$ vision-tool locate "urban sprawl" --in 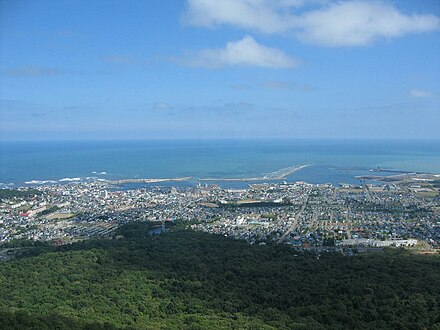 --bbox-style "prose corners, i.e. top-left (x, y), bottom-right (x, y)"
top-left (1, 170), bottom-right (440, 255)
